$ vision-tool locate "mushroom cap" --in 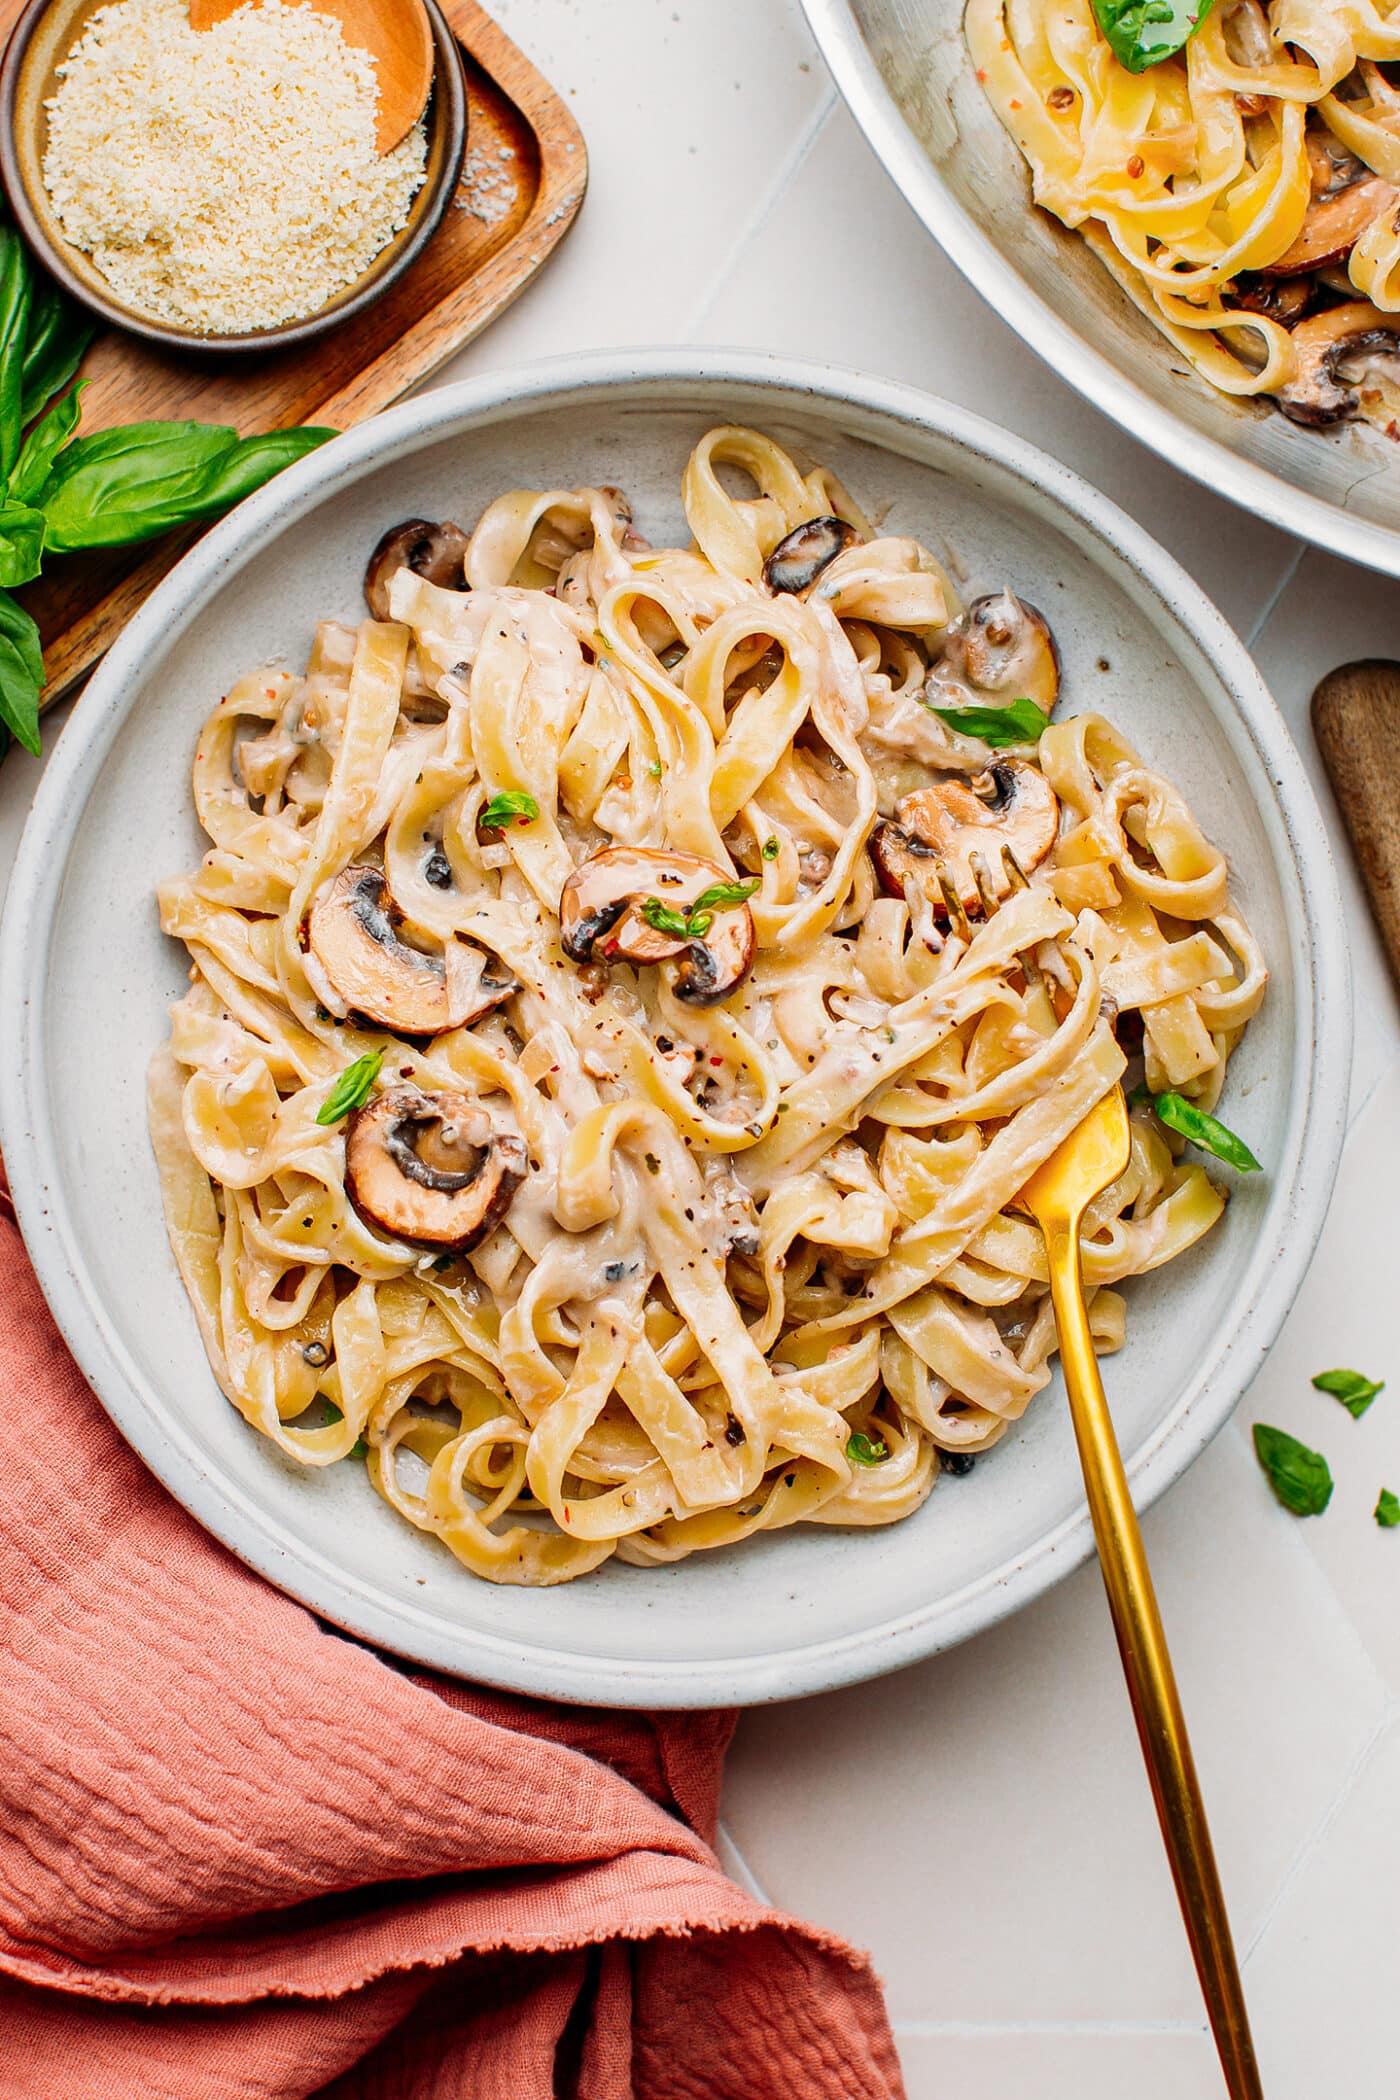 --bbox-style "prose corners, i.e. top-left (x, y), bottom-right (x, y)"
top-left (1275, 302), bottom-right (1400, 428)
top-left (762, 516), bottom-right (860, 596)
top-left (926, 592), bottom-right (1060, 717)
top-left (871, 760), bottom-right (1059, 915)
top-left (302, 866), bottom-right (515, 1035)
top-left (364, 519), bottom-right (471, 622)
top-left (558, 846), bottom-right (757, 1006)
top-left (345, 1088), bottom-right (526, 1250)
